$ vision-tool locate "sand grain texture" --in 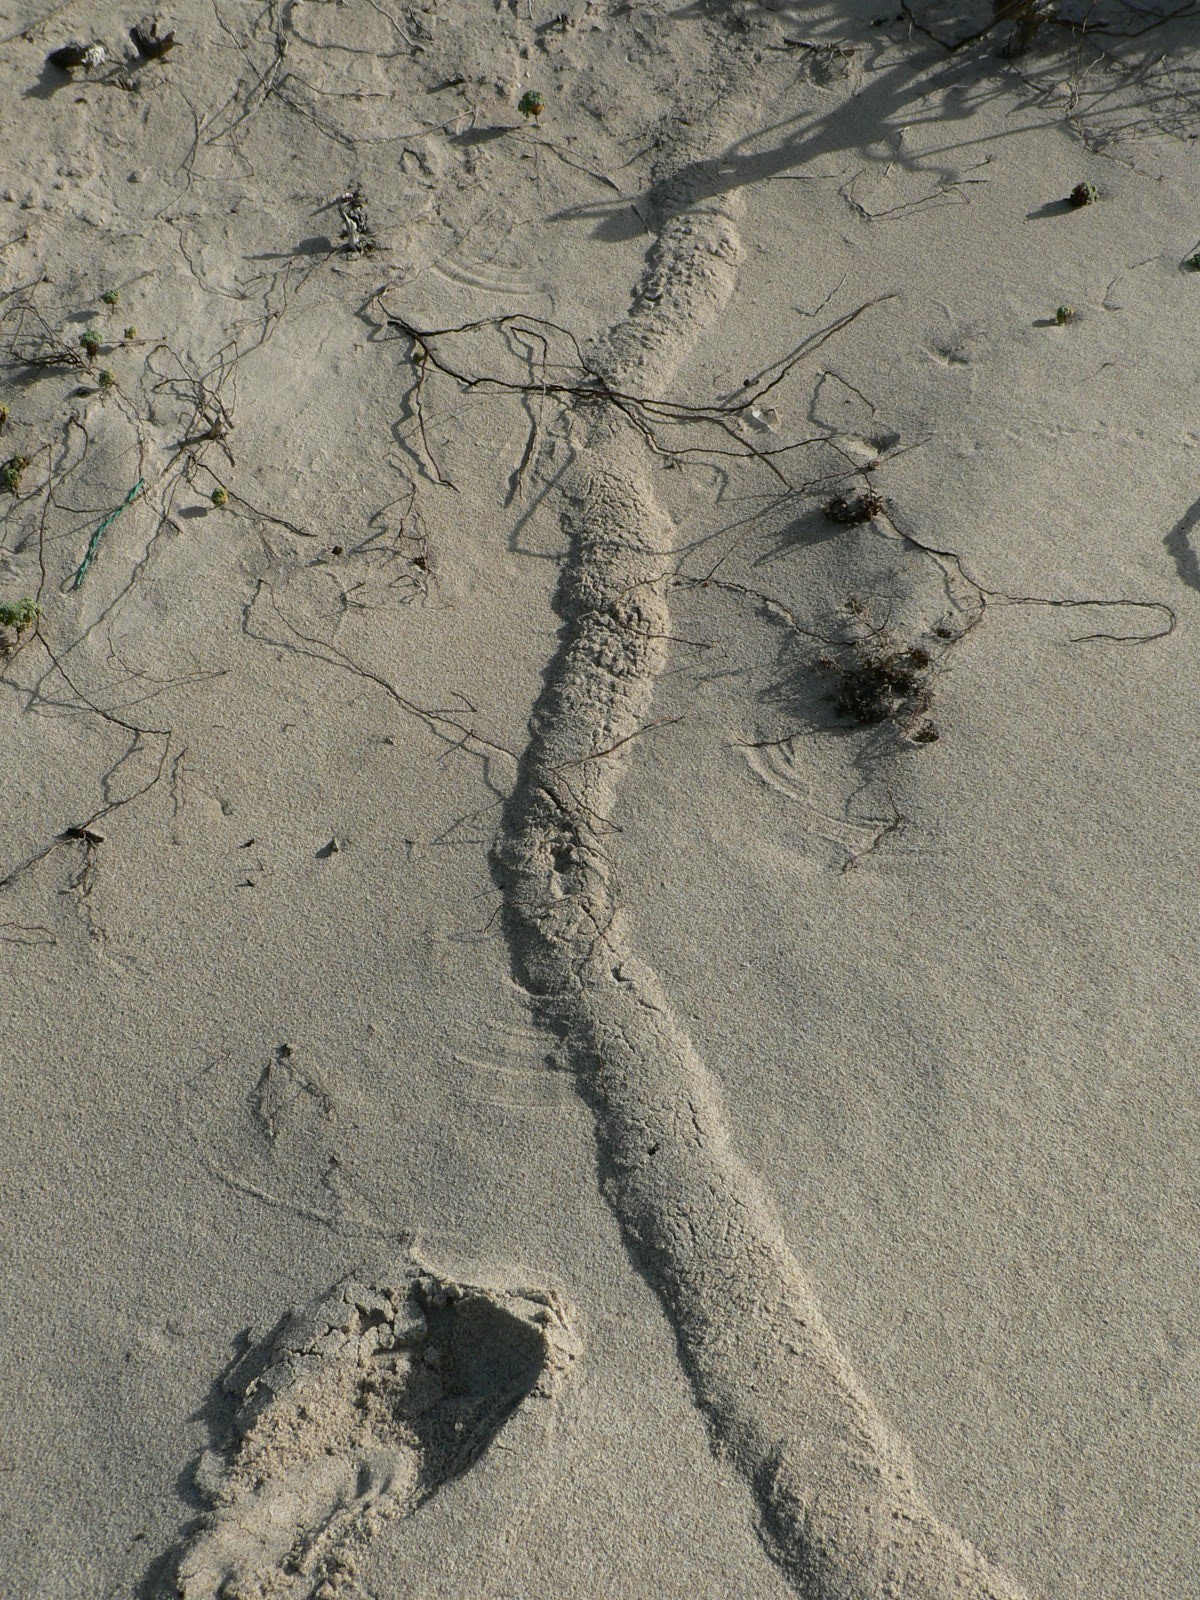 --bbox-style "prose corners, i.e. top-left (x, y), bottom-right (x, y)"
top-left (1, 2), bottom-right (1197, 1597)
